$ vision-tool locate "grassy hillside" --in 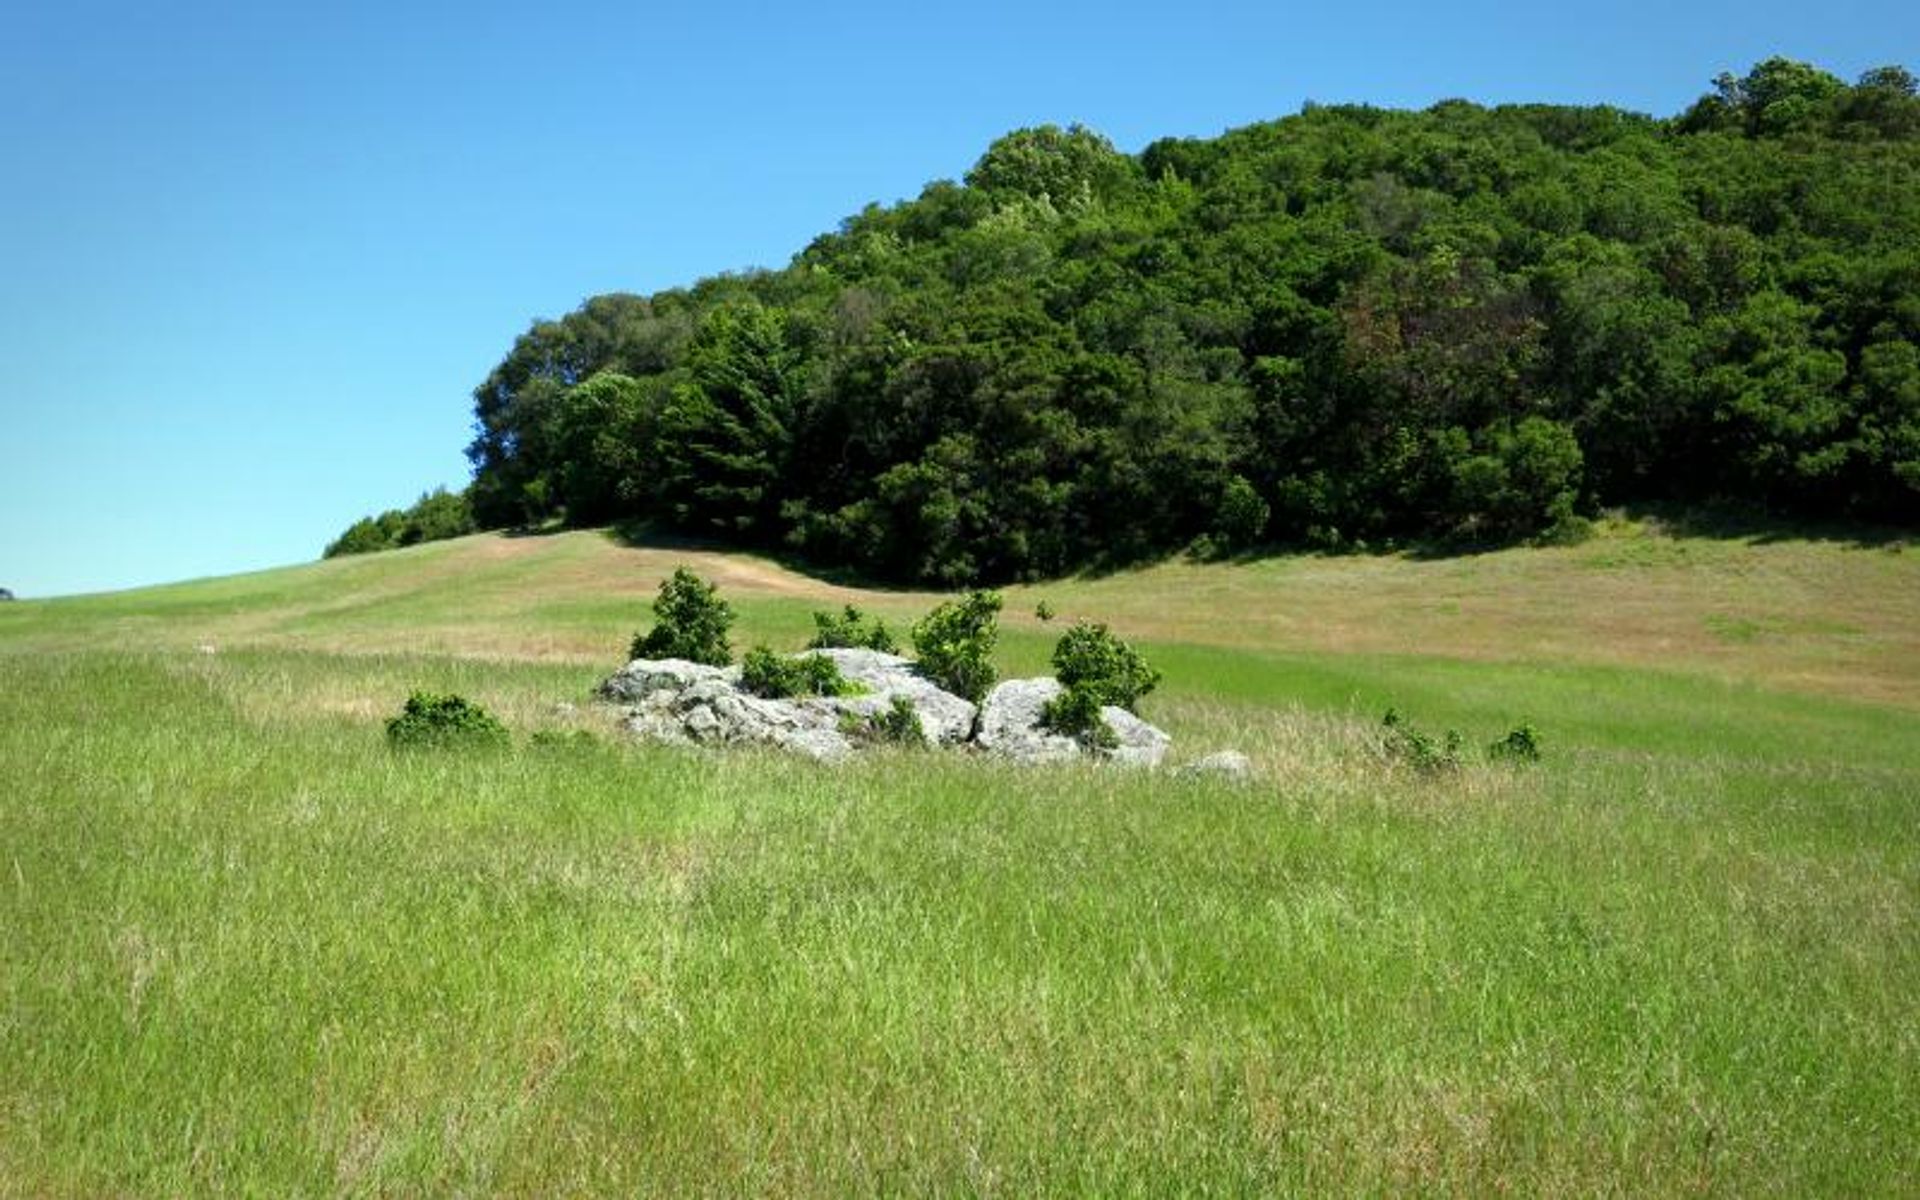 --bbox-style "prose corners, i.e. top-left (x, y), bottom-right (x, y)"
top-left (2, 520), bottom-right (1917, 1193)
